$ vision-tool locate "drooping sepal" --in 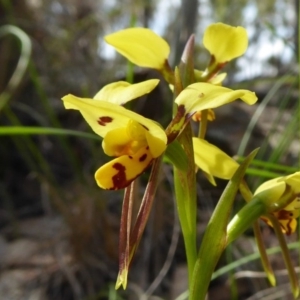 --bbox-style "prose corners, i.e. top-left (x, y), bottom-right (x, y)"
top-left (193, 137), bottom-right (239, 185)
